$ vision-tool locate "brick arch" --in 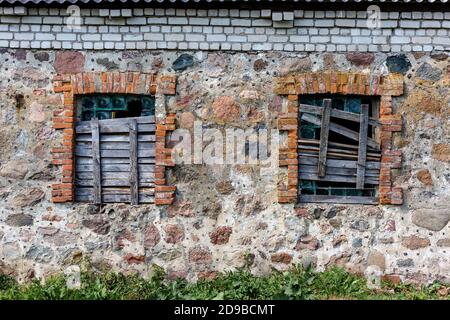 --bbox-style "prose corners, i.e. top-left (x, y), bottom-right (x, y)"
top-left (275, 72), bottom-right (404, 205)
top-left (51, 72), bottom-right (177, 205)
